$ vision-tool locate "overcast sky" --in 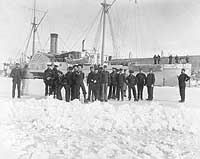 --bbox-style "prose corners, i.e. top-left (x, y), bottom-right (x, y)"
top-left (1, 0), bottom-right (200, 62)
